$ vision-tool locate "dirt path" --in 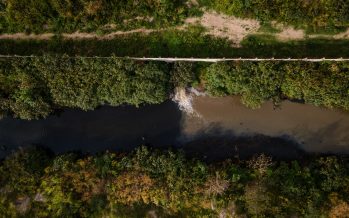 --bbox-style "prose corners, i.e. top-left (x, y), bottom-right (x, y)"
top-left (0, 11), bottom-right (260, 46)
top-left (0, 11), bottom-right (347, 45)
